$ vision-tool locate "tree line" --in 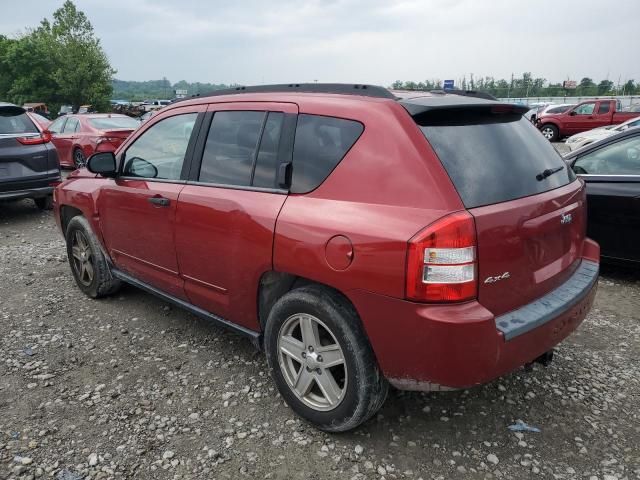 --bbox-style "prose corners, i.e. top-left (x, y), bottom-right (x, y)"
top-left (391, 74), bottom-right (640, 98)
top-left (112, 79), bottom-right (231, 101)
